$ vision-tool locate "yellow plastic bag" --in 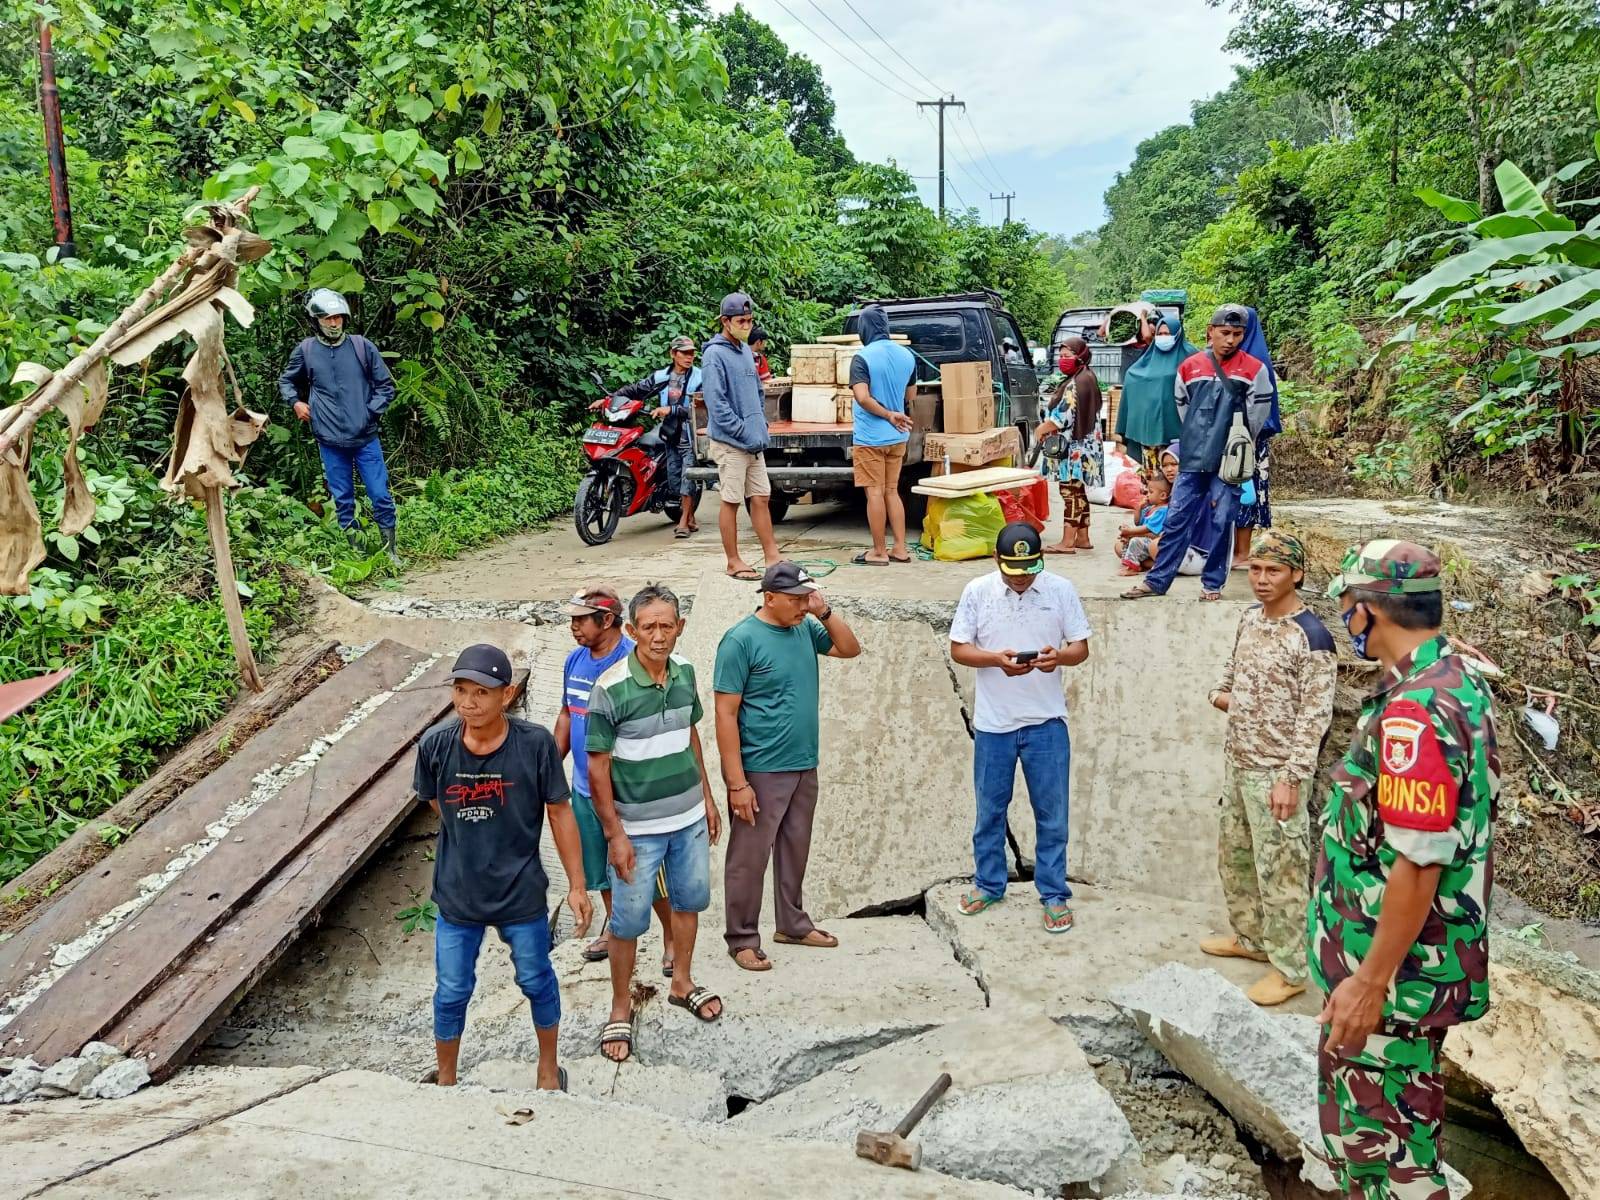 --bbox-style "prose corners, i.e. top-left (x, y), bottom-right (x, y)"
top-left (921, 492), bottom-right (1006, 561)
